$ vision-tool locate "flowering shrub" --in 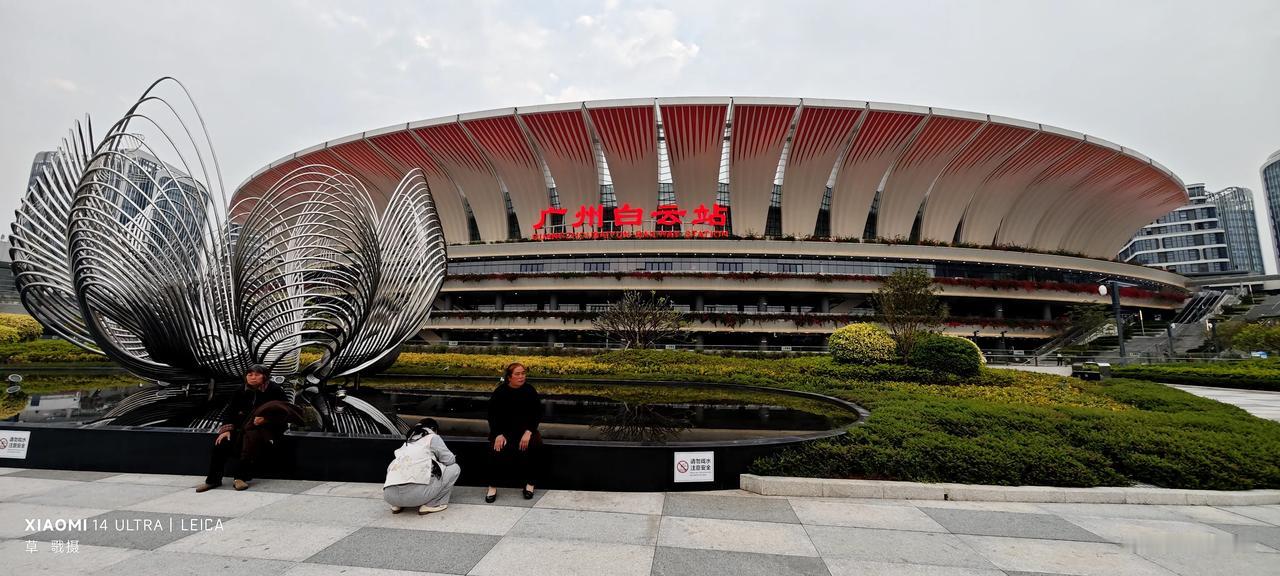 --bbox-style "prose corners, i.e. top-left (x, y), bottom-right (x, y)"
top-left (450, 272), bottom-right (1188, 303)
top-left (827, 323), bottom-right (897, 365)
